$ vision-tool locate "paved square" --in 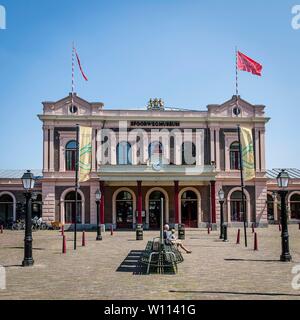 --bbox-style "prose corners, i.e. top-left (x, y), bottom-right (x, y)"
top-left (0, 226), bottom-right (300, 300)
